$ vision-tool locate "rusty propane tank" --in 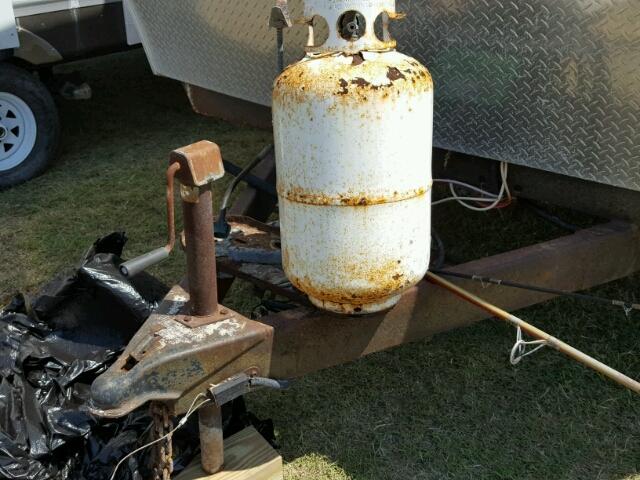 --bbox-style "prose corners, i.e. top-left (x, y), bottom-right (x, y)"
top-left (272, 0), bottom-right (433, 315)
